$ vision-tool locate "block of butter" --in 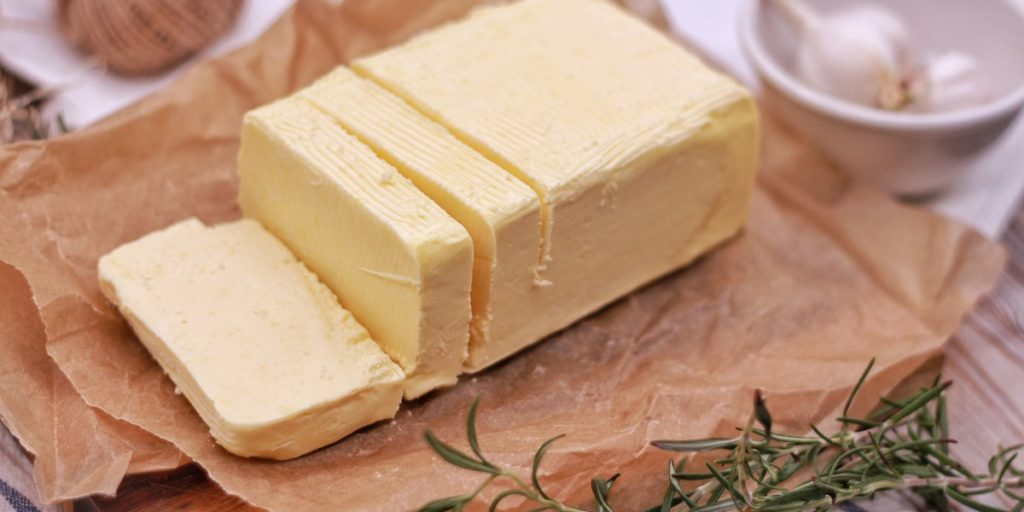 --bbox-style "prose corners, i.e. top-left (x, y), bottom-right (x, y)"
top-left (354, 0), bottom-right (759, 367)
top-left (295, 67), bottom-right (544, 371)
top-left (238, 98), bottom-right (473, 399)
top-left (97, 218), bottom-right (405, 460)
